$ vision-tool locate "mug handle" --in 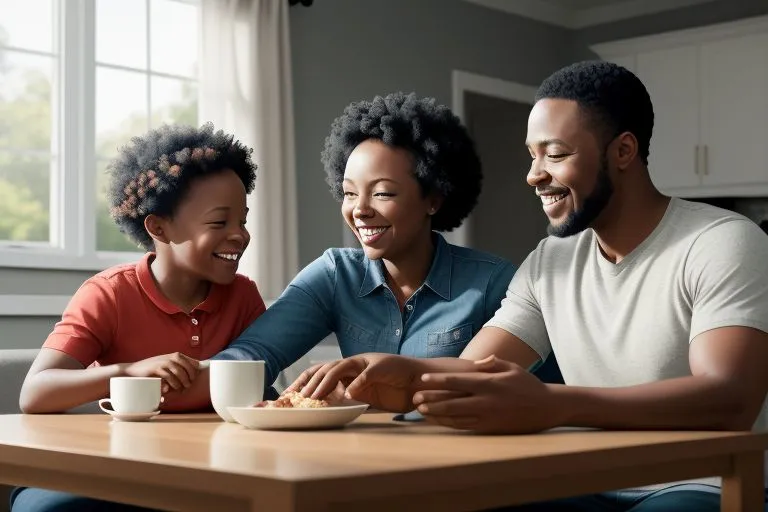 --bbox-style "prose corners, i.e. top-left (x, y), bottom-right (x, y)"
top-left (98, 398), bottom-right (114, 414)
